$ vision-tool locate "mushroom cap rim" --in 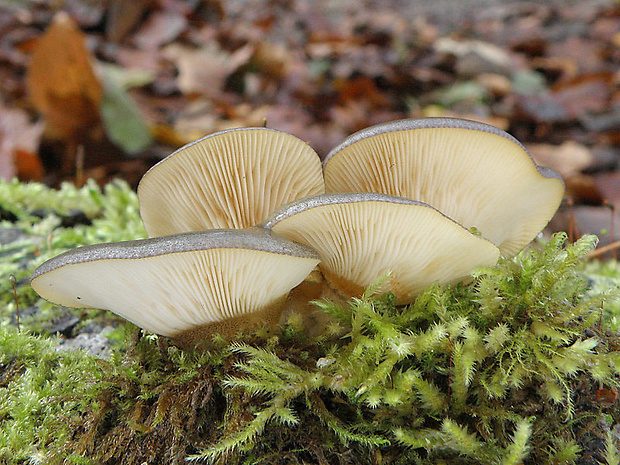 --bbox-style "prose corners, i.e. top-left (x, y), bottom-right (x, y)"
top-left (31, 227), bottom-right (320, 281)
top-left (262, 192), bottom-right (488, 237)
top-left (138, 126), bottom-right (318, 196)
top-left (323, 117), bottom-right (564, 184)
